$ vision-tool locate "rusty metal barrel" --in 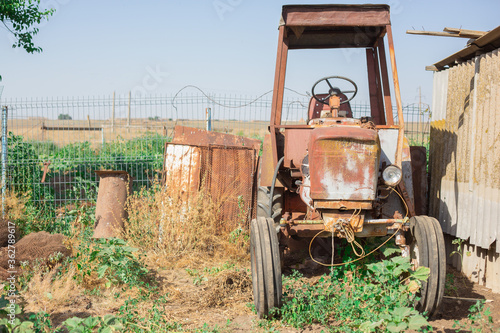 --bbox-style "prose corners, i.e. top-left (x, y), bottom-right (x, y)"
top-left (93, 170), bottom-right (132, 238)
